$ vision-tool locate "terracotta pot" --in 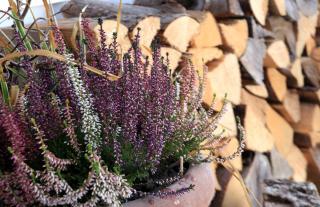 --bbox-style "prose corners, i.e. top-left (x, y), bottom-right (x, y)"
top-left (124, 163), bottom-right (216, 207)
